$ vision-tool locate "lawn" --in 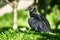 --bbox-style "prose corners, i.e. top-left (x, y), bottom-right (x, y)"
top-left (0, 5), bottom-right (60, 40)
